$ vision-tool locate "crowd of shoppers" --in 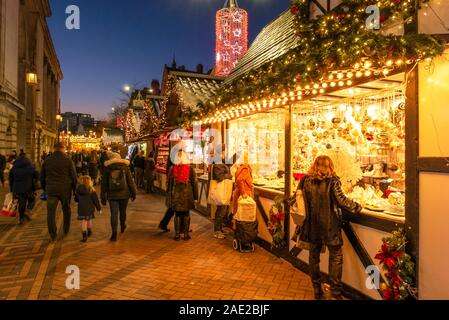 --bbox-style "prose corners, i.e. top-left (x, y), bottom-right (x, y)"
top-left (1, 142), bottom-right (364, 300)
